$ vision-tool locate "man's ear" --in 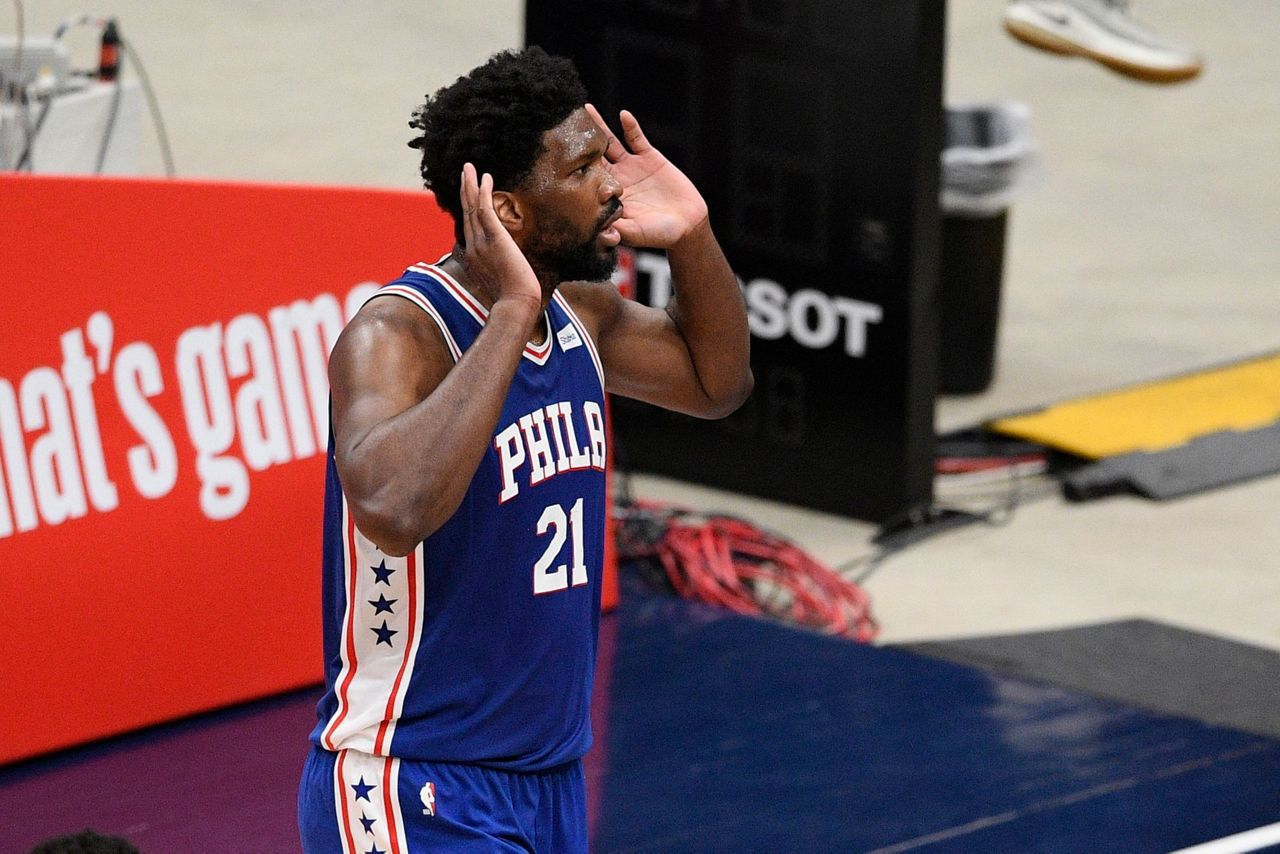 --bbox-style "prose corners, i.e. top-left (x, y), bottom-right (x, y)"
top-left (492, 190), bottom-right (525, 234)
